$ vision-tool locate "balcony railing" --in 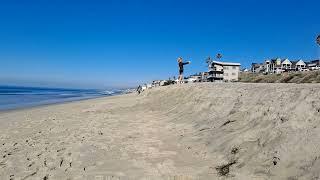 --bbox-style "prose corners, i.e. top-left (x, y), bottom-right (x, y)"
top-left (208, 74), bottom-right (224, 78)
top-left (209, 68), bottom-right (224, 73)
